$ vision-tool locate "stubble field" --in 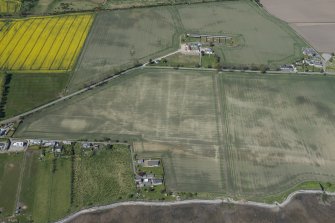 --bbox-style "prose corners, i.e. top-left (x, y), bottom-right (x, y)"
top-left (15, 68), bottom-right (335, 200)
top-left (0, 14), bottom-right (93, 72)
